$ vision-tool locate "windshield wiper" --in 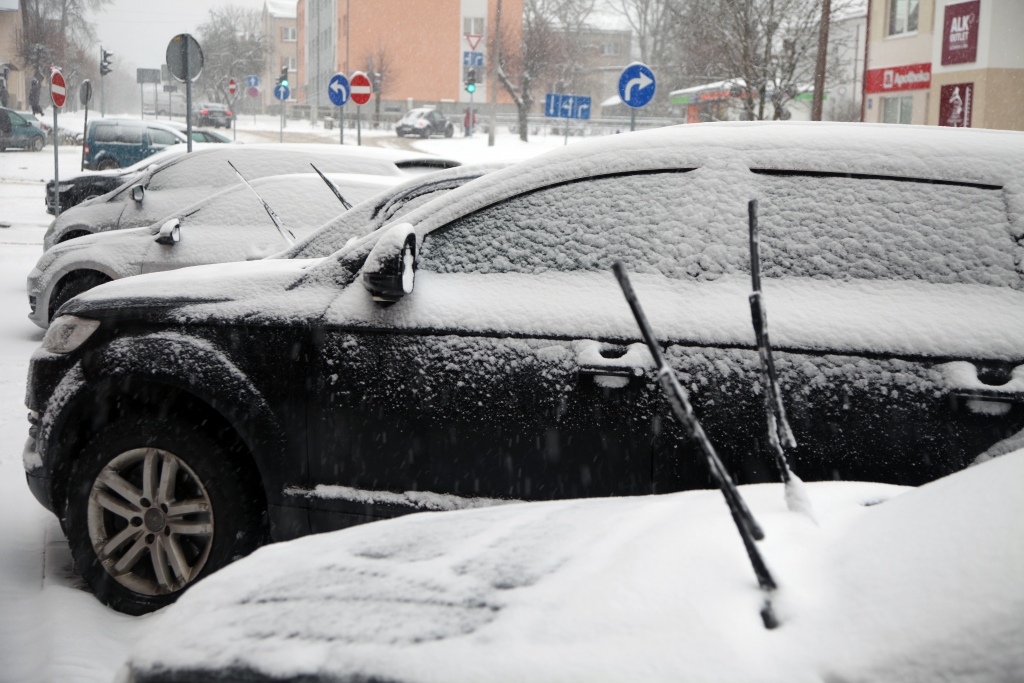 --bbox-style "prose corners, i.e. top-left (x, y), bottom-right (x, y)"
top-left (310, 163), bottom-right (352, 210)
top-left (227, 160), bottom-right (295, 245)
